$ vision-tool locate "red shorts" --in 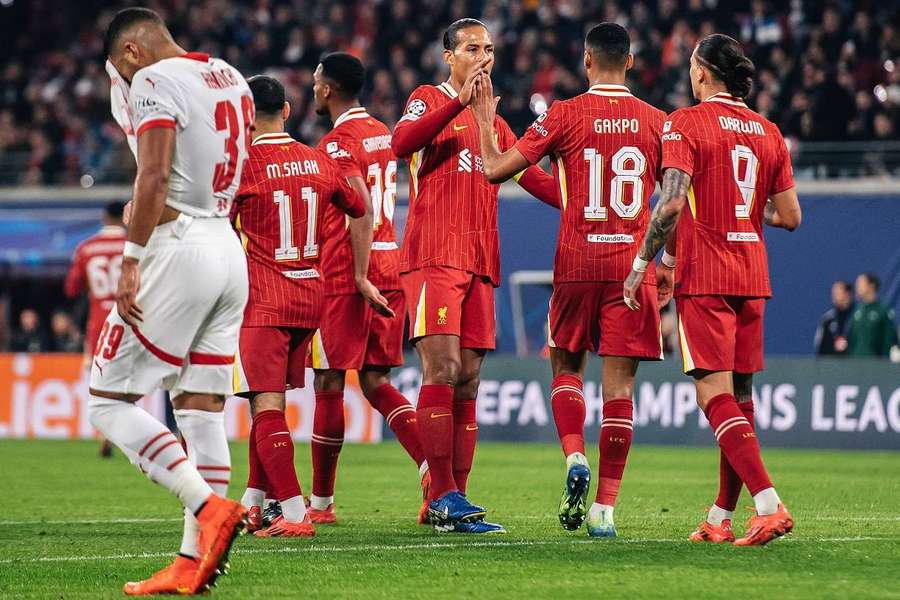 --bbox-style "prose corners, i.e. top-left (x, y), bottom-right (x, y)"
top-left (548, 281), bottom-right (662, 359)
top-left (400, 266), bottom-right (495, 350)
top-left (309, 290), bottom-right (406, 370)
top-left (675, 295), bottom-right (765, 375)
top-left (233, 326), bottom-right (315, 395)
